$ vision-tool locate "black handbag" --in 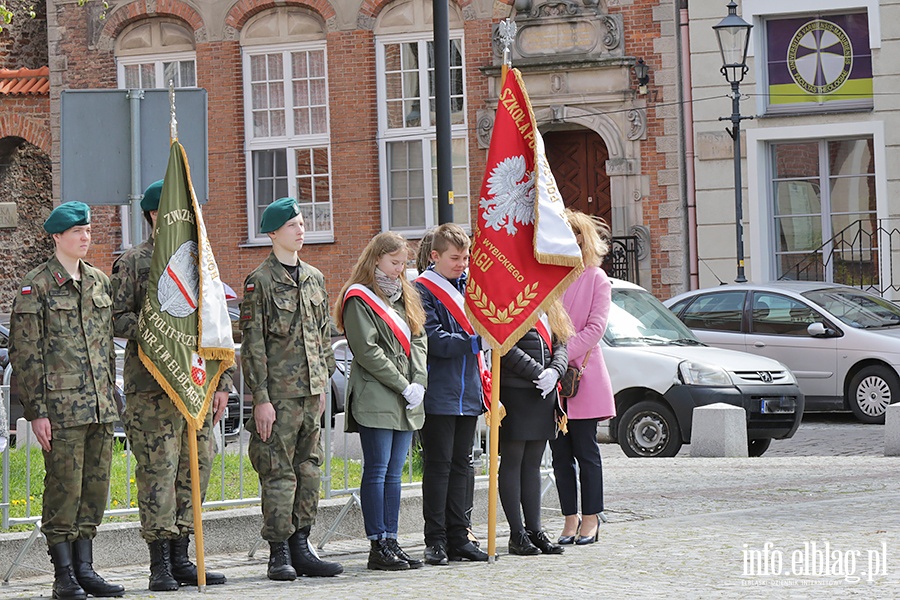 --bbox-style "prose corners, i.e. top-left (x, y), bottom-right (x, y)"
top-left (558, 349), bottom-right (593, 399)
